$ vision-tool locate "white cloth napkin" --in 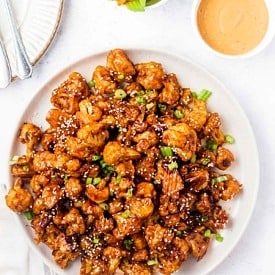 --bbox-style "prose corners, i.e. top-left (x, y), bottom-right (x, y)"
top-left (0, 184), bottom-right (45, 275)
